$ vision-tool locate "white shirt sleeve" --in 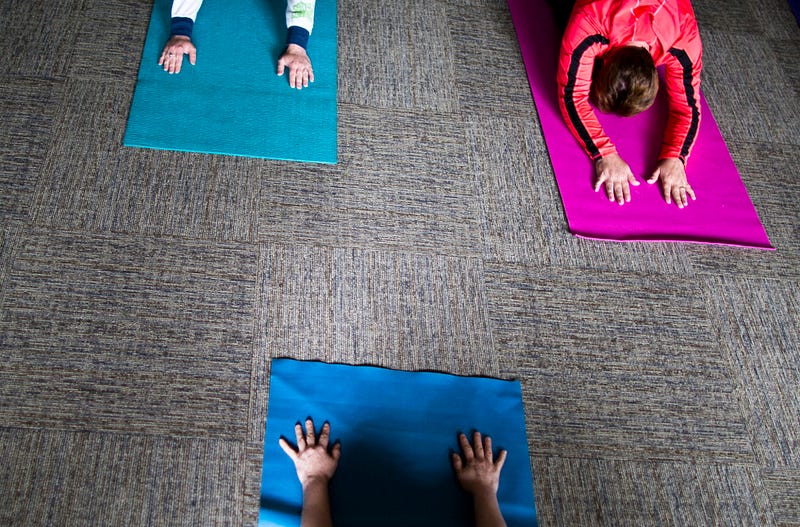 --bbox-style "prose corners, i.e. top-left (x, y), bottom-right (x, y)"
top-left (171, 0), bottom-right (203, 21)
top-left (286, 0), bottom-right (315, 33)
